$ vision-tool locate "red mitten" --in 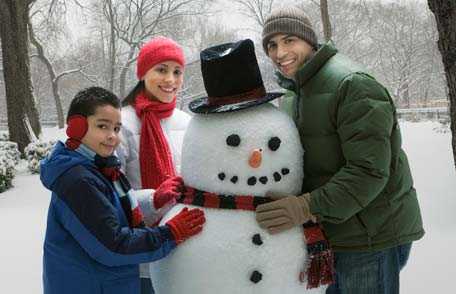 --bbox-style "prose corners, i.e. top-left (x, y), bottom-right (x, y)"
top-left (153, 176), bottom-right (184, 209)
top-left (166, 207), bottom-right (206, 244)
